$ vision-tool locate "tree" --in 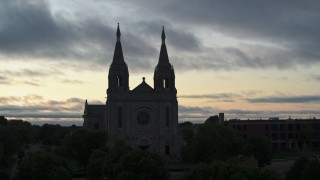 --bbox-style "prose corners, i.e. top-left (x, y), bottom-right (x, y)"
top-left (285, 157), bottom-right (320, 180)
top-left (184, 159), bottom-right (281, 180)
top-left (62, 129), bottom-right (108, 166)
top-left (300, 160), bottom-right (320, 180)
top-left (8, 120), bottom-right (37, 146)
top-left (0, 116), bottom-right (8, 126)
top-left (180, 127), bottom-right (194, 143)
top-left (179, 121), bottom-right (193, 128)
top-left (0, 126), bottom-right (19, 156)
top-left (38, 124), bottom-right (68, 145)
top-left (15, 150), bottom-right (70, 180)
top-left (87, 149), bottom-right (108, 179)
top-left (182, 123), bottom-right (239, 163)
top-left (179, 121), bottom-right (194, 143)
top-left (87, 140), bottom-right (169, 180)
top-left (204, 115), bottom-right (220, 125)
top-left (242, 135), bottom-right (272, 167)
top-left (257, 168), bottom-right (281, 180)
top-left (114, 150), bottom-right (169, 180)
top-left (101, 140), bottom-right (133, 178)
top-left (297, 124), bottom-right (313, 151)
top-left (285, 157), bottom-right (309, 180)
top-left (0, 168), bottom-right (10, 180)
